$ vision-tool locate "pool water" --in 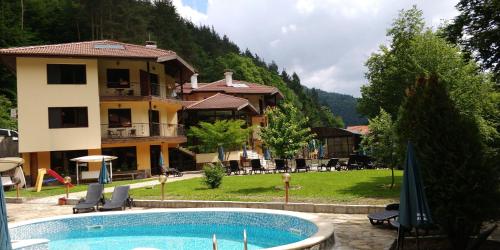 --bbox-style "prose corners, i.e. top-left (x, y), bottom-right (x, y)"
top-left (49, 224), bottom-right (304, 249)
top-left (10, 210), bottom-right (318, 250)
